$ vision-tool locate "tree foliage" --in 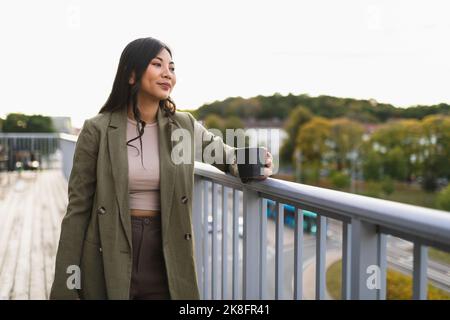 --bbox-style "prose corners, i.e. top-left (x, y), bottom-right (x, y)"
top-left (1, 113), bottom-right (55, 132)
